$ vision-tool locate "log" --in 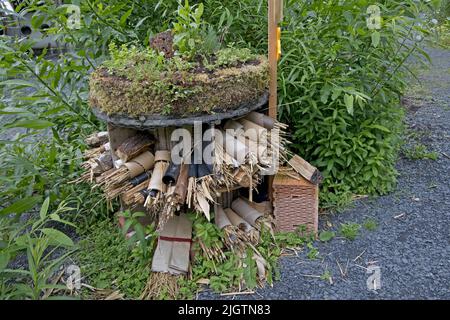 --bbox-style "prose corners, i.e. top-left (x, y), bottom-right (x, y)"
top-left (116, 133), bottom-right (154, 162)
top-left (288, 154), bottom-right (323, 185)
top-left (85, 131), bottom-right (109, 147)
top-left (174, 164), bottom-right (190, 203)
